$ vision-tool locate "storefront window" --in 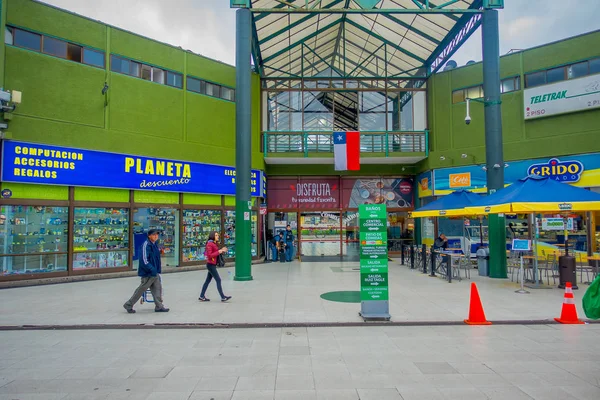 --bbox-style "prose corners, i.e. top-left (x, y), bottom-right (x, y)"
top-left (1, 205), bottom-right (68, 275)
top-left (182, 209), bottom-right (221, 262)
top-left (342, 211), bottom-right (359, 261)
top-left (133, 208), bottom-right (179, 267)
top-left (224, 210), bottom-right (236, 258)
top-left (73, 207), bottom-right (129, 270)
